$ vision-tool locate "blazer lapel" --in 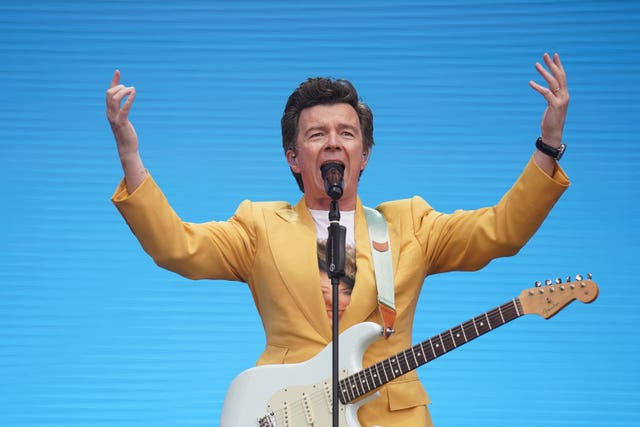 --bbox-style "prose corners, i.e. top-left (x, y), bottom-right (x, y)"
top-left (266, 197), bottom-right (332, 341)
